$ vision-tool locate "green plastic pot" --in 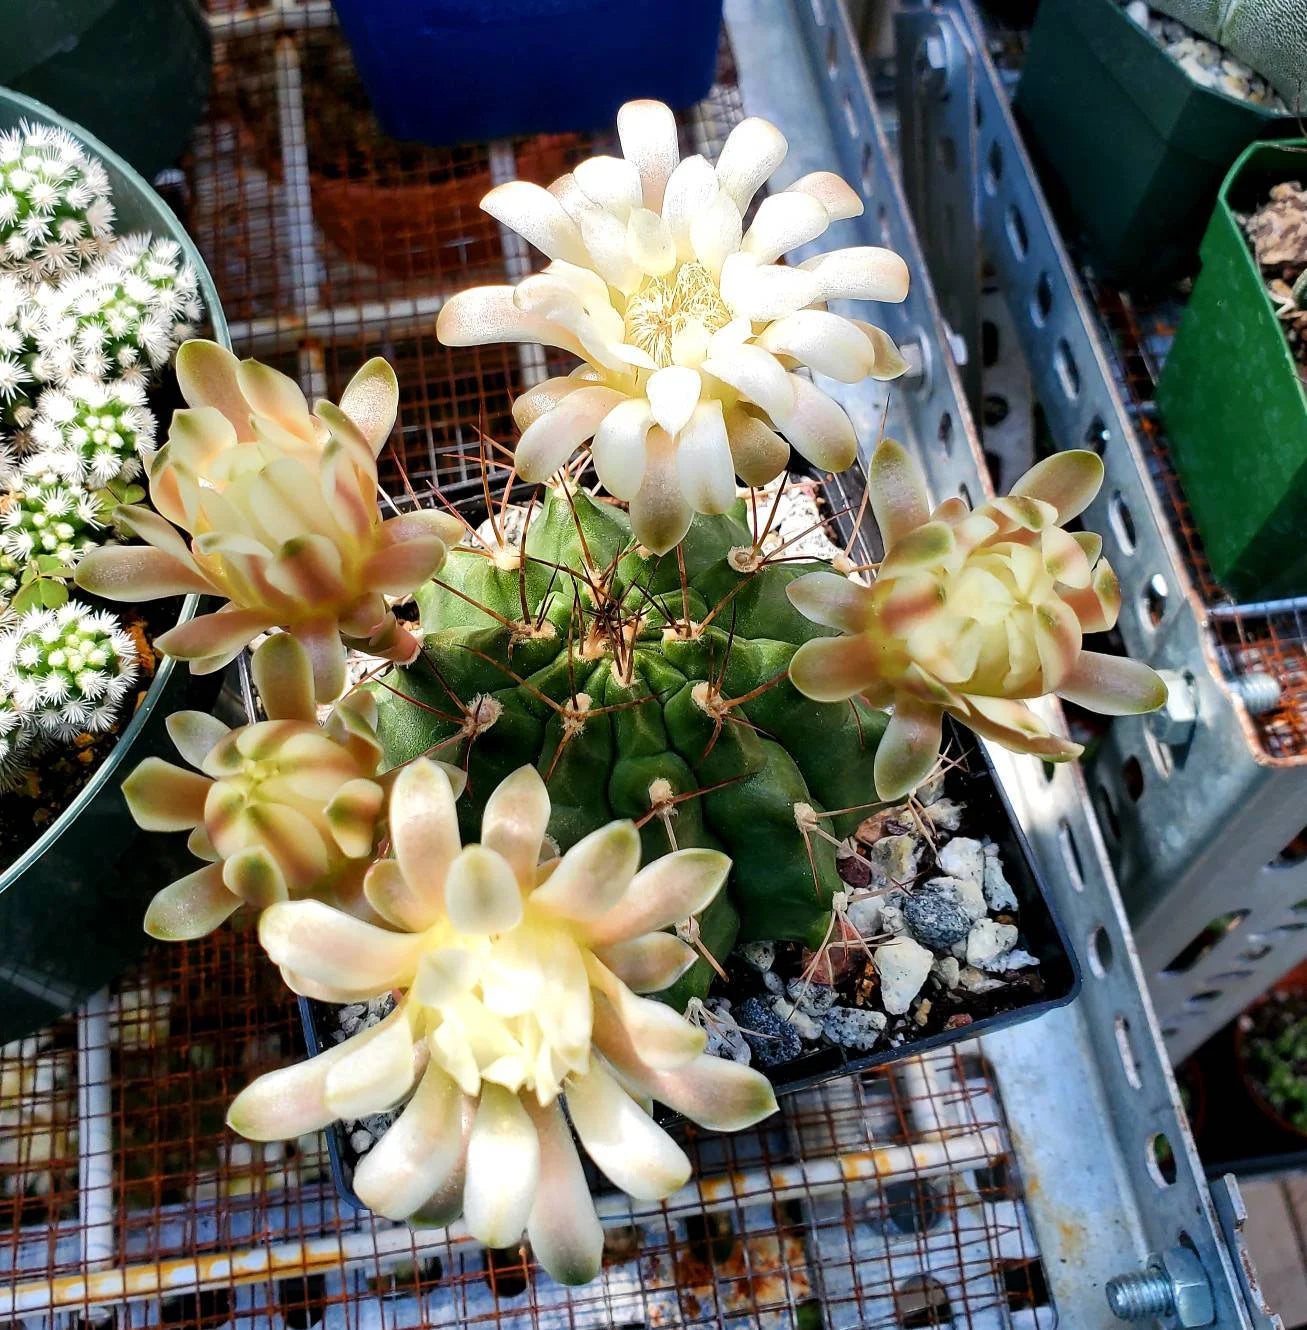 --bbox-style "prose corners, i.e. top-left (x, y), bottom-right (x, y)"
top-left (0, 89), bottom-right (228, 1043)
top-left (1156, 140), bottom-right (1307, 599)
top-left (1014, 0), bottom-right (1298, 286)
top-left (0, 0), bottom-right (211, 181)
